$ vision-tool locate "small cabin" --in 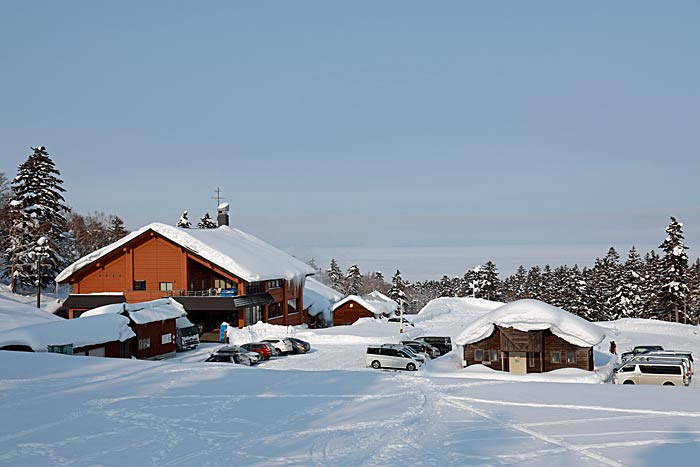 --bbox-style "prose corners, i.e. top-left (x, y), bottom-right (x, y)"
top-left (332, 292), bottom-right (398, 326)
top-left (456, 299), bottom-right (605, 374)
